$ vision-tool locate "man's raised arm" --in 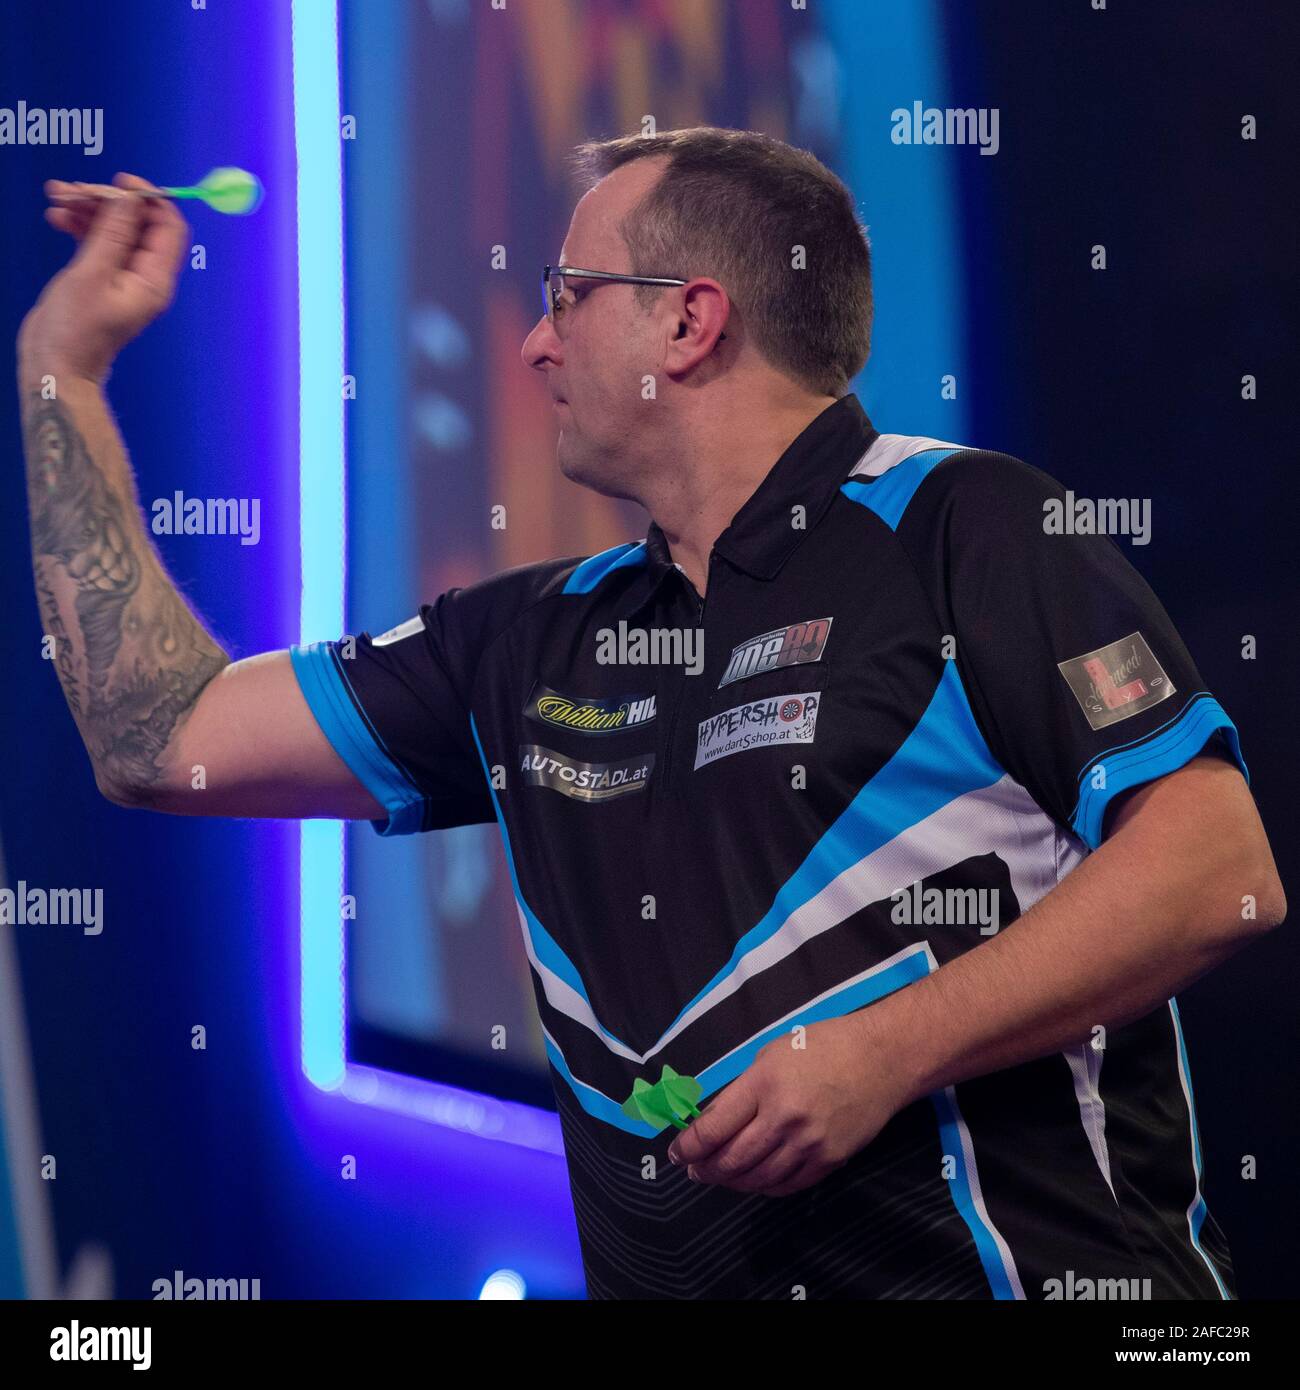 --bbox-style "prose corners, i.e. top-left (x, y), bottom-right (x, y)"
top-left (18, 172), bottom-right (382, 822)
